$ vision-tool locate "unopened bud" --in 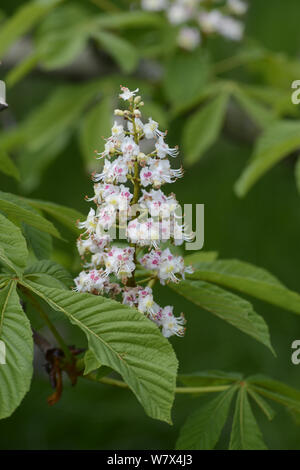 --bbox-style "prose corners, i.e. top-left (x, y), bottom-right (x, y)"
top-left (137, 152), bottom-right (148, 164)
top-left (134, 96), bottom-right (142, 105)
top-left (114, 109), bottom-right (124, 116)
top-left (134, 109), bottom-right (141, 118)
